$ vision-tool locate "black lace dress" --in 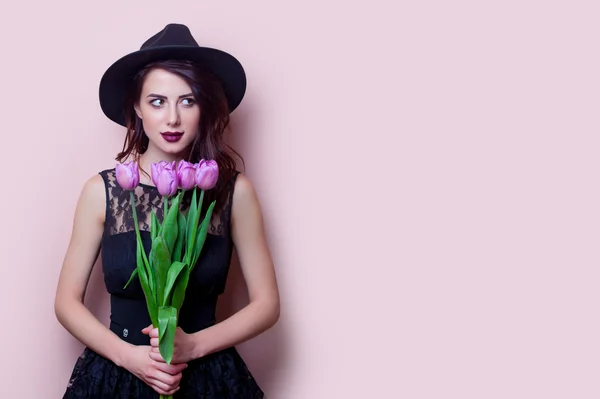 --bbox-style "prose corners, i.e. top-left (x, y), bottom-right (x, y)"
top-left (62, 168), bottom-right (264, 398)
